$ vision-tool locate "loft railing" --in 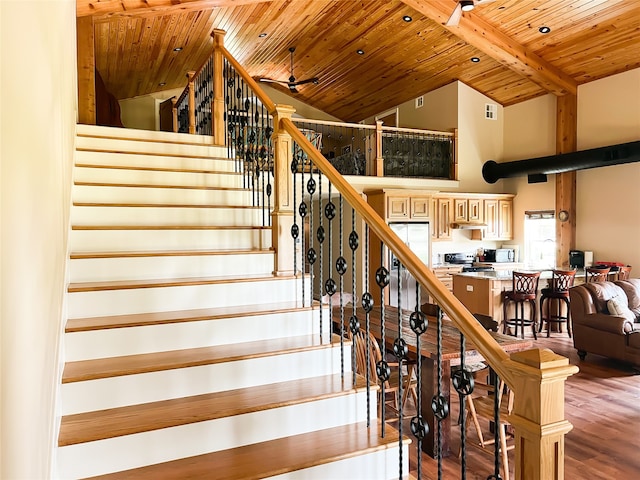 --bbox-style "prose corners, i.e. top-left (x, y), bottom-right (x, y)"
top-left (176, 28), bottom-right (578, 480)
